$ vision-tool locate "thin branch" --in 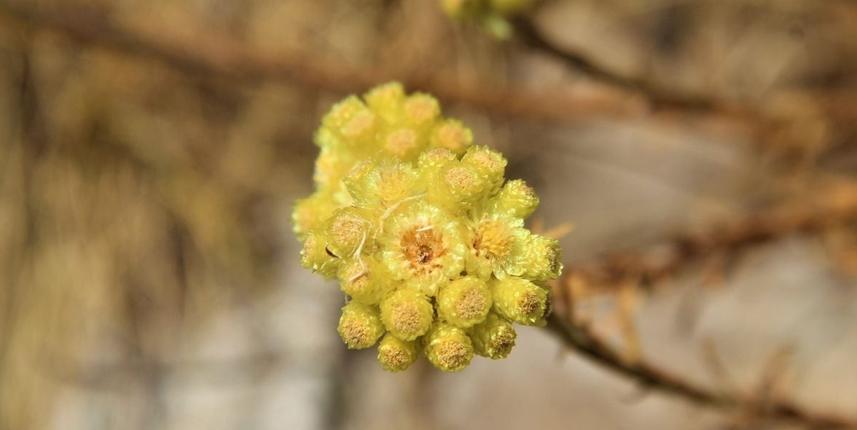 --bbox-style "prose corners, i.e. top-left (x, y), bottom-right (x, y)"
top-left (564, 181), bottom-right (857, 291)
top-left (545, 313), bottom-right (857, 428)
top-left (0, 2), bottom-right (758, 129)
top-left (511, 17), bottom-right (758, 117)
top-left (548, 182), bottom-right (857, 427)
